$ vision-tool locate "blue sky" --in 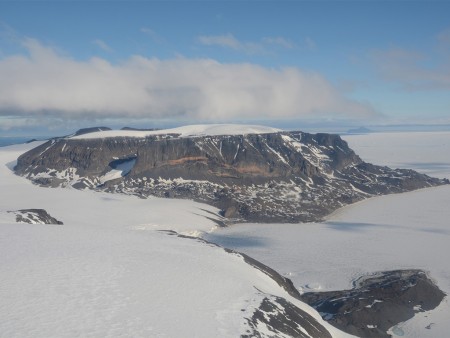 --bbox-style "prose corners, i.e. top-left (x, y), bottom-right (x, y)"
top-left (1, 1), bottom-right (450, 135)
